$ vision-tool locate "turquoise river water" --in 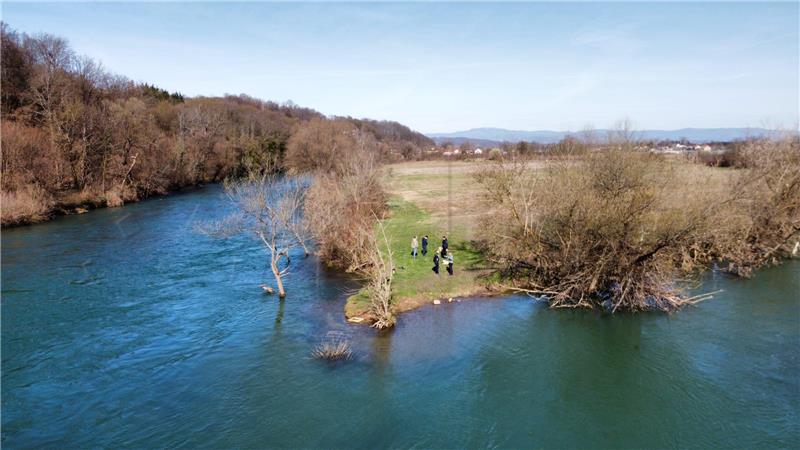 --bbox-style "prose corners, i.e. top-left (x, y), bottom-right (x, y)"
top-left (2, 185), bottom-right (798, 448)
